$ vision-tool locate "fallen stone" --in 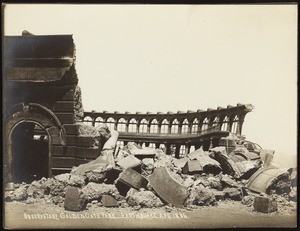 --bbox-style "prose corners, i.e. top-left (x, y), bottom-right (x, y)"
top-left (153, 153), bottom-right (173, 169)
top-left (81, 182), bottom-right (120, 201)
top-left (268, 178), bottom-right (291, 195)
top-left (192, 178), bottom-right (210, 188)
top-left (210, 151), bottom-right (240, 178)
top-left (44, 178), bottom-right (66, 196)
top-left (241, 195), bottom-right (254, 206)
top-left (247, 152), bottom-right (261, 161)
top-left (182, 175), bottom-right (195, 187)
top-left (172, 157), bottom-right (189, 169)
top-left (260, 149), bottom-right (275, 167)
top-left (234, 161), bottom-right (260, 180)
top-left (209, 146), bottom-right (228, 157)
top-left (209, 189), bottom-right (226, 201)
top-left (188, 148), bottom-right (222, 175)
top-left (182, 160), bottom-right (203, 174)
top-left (148, 167), bottom-right (188, 208)
top-left (126, 188), bottom-right (138, 198)
top-left (101, 195), bottom-right (119, 207)
top-left (187, 147), bottom-right (206, 160)
top-left (117, 168), bottom-right (148, 190)
top-left (85, 171), bottom-right (106, 183)
top-left (253, 196), bottom-right (278, 213)
top-left (64, 186), bottom-right (86, 211)
top-left (122, 142), bottom-right (142, 153)
top-left (141, 158), bottom-right (155, 176)
top-left (54, 173), bottom-right (71, 184)
top-left (130, 148), bottom-right (156, 159)
top-left (206, 176), bottom-right (223, 191)
top-left (142, 158), bottom-right (154, 168)
top-left (117, 155), bottom-right (141, 169)
top-left (185, 185), bottom-right (217, 206)
top-left (246, 166), bottom-right (290, 194)
top-left (224, 188), bottom-right (242, 201)
top-left (51, 195), bottom-right (64, 205)
top-left (27, 178), bottom-right (48, 198)
top-left (69, 174), bottom-right (86, 187)
top-left (220, 174), bottom-right (239, 188)
top-left (11, 186), bottom-right (28, 201)
top-left (127, 190), bottom-right (164, 208)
